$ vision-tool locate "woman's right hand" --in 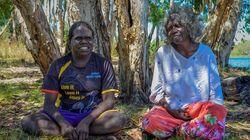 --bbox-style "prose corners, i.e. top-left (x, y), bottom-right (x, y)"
top-left (166, 108), bottom-right (192, 121)
top-left (158, 98), bottom-right (191, 121)
top-left (60, 122), bottom-right (78, 139)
